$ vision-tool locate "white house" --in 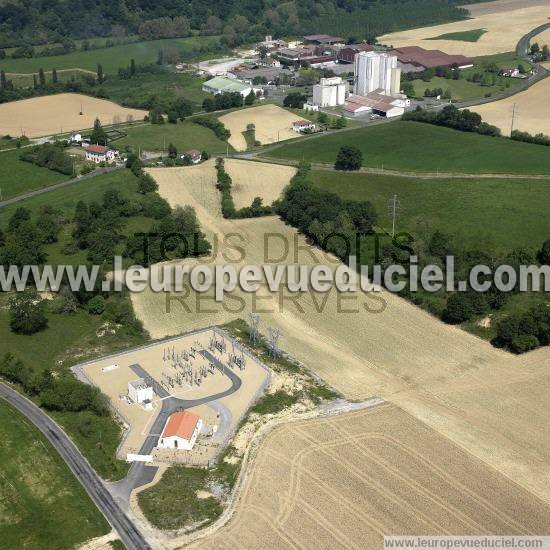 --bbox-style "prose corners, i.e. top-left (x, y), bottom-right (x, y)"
top-left (182, 149), bottom-right (202, 164)
top-left (85, 144), bottom-right (116, 163)
top-left (70, 132), bottom-right (82, 144)
top-left (312, 76), bottom-right (347, 107)
top-left (292, 119), bottom-right (316, 133)
top-left (157, 411), bottom-right (203, 450)
top-left (128, 379), bottom-right (153, 410)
